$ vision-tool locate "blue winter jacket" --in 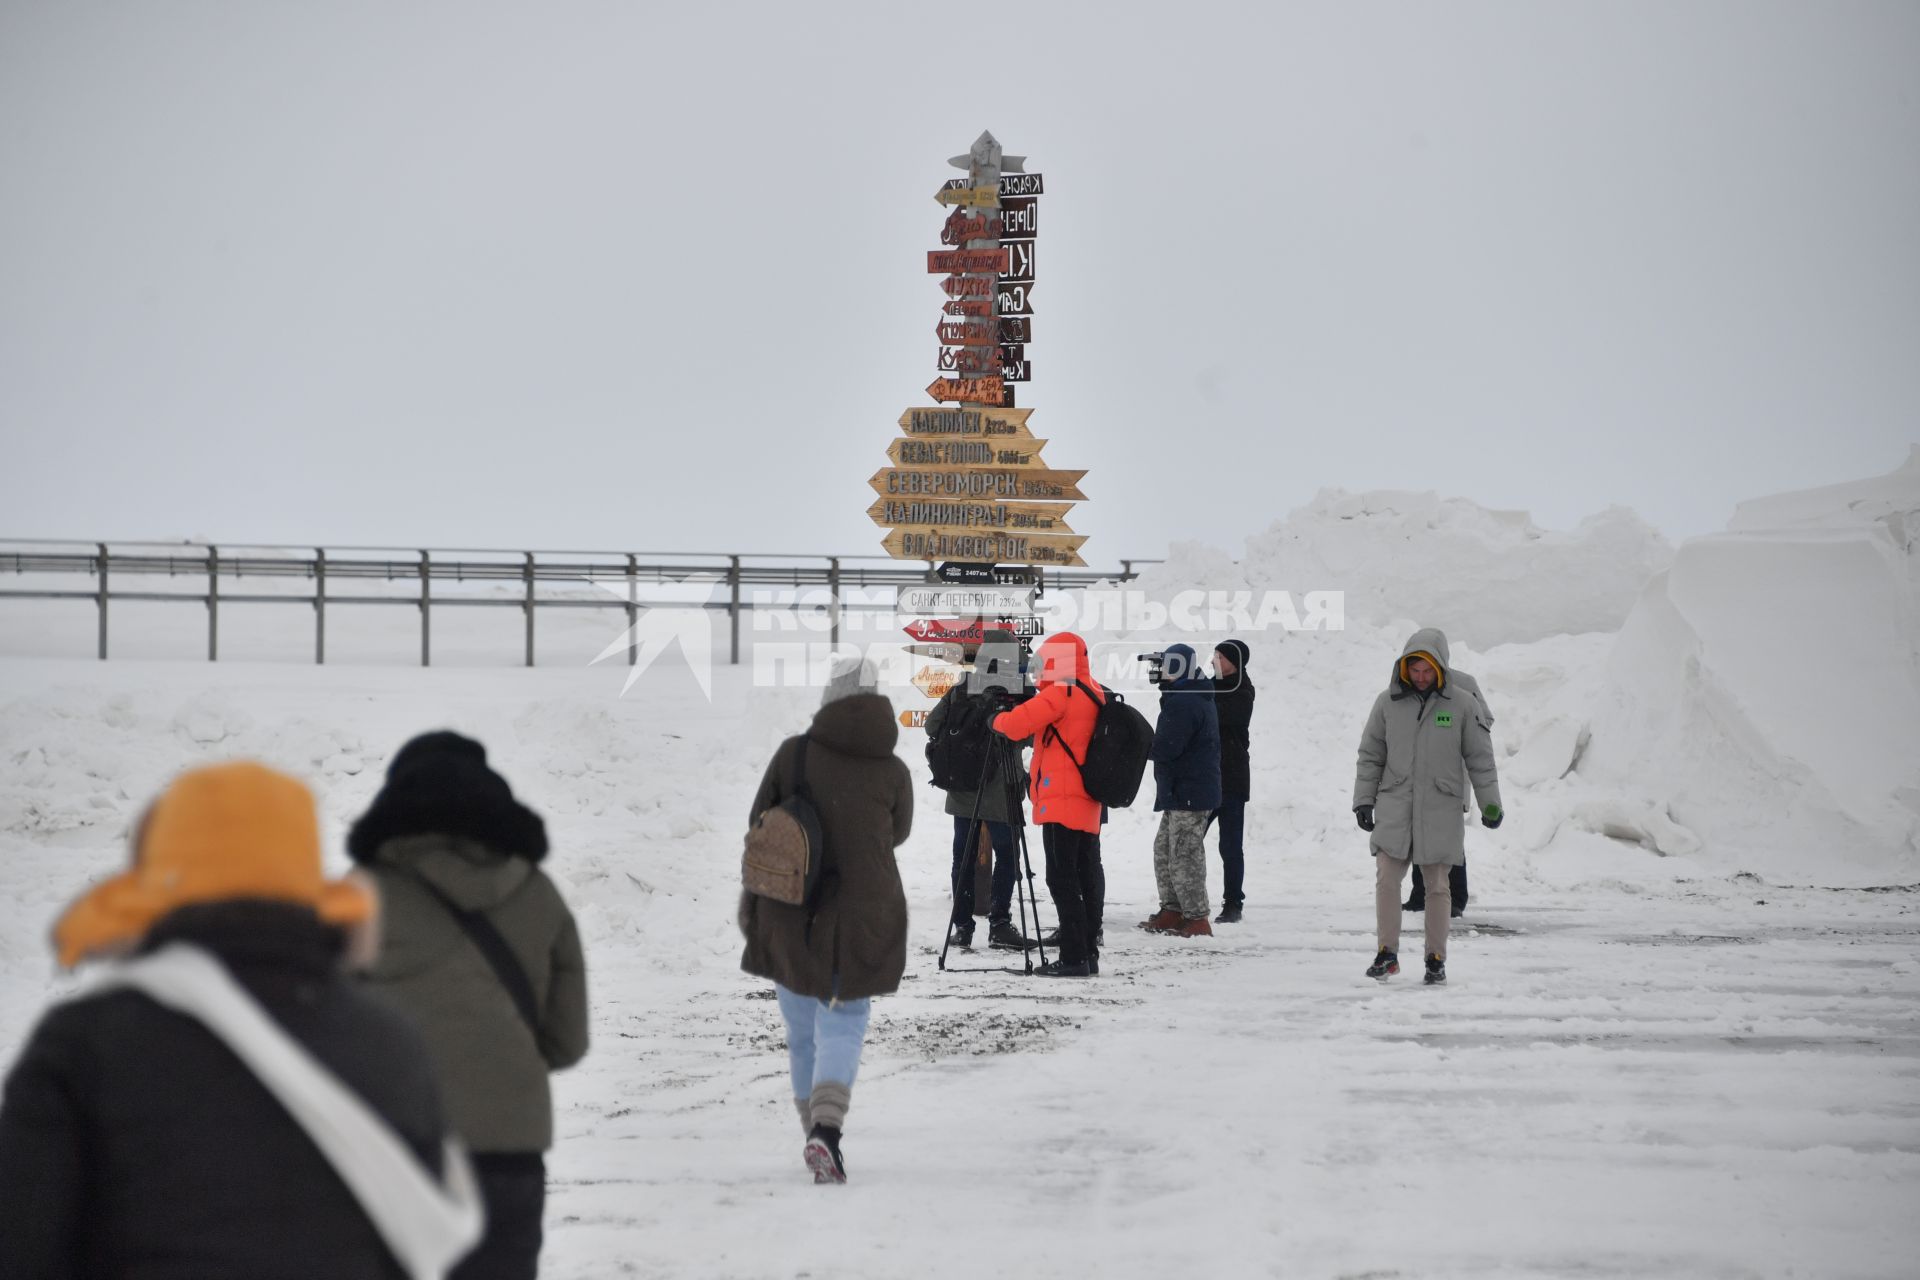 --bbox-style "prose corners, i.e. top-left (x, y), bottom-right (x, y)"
top-left (1148, 644), bottom-right (1223, 812)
